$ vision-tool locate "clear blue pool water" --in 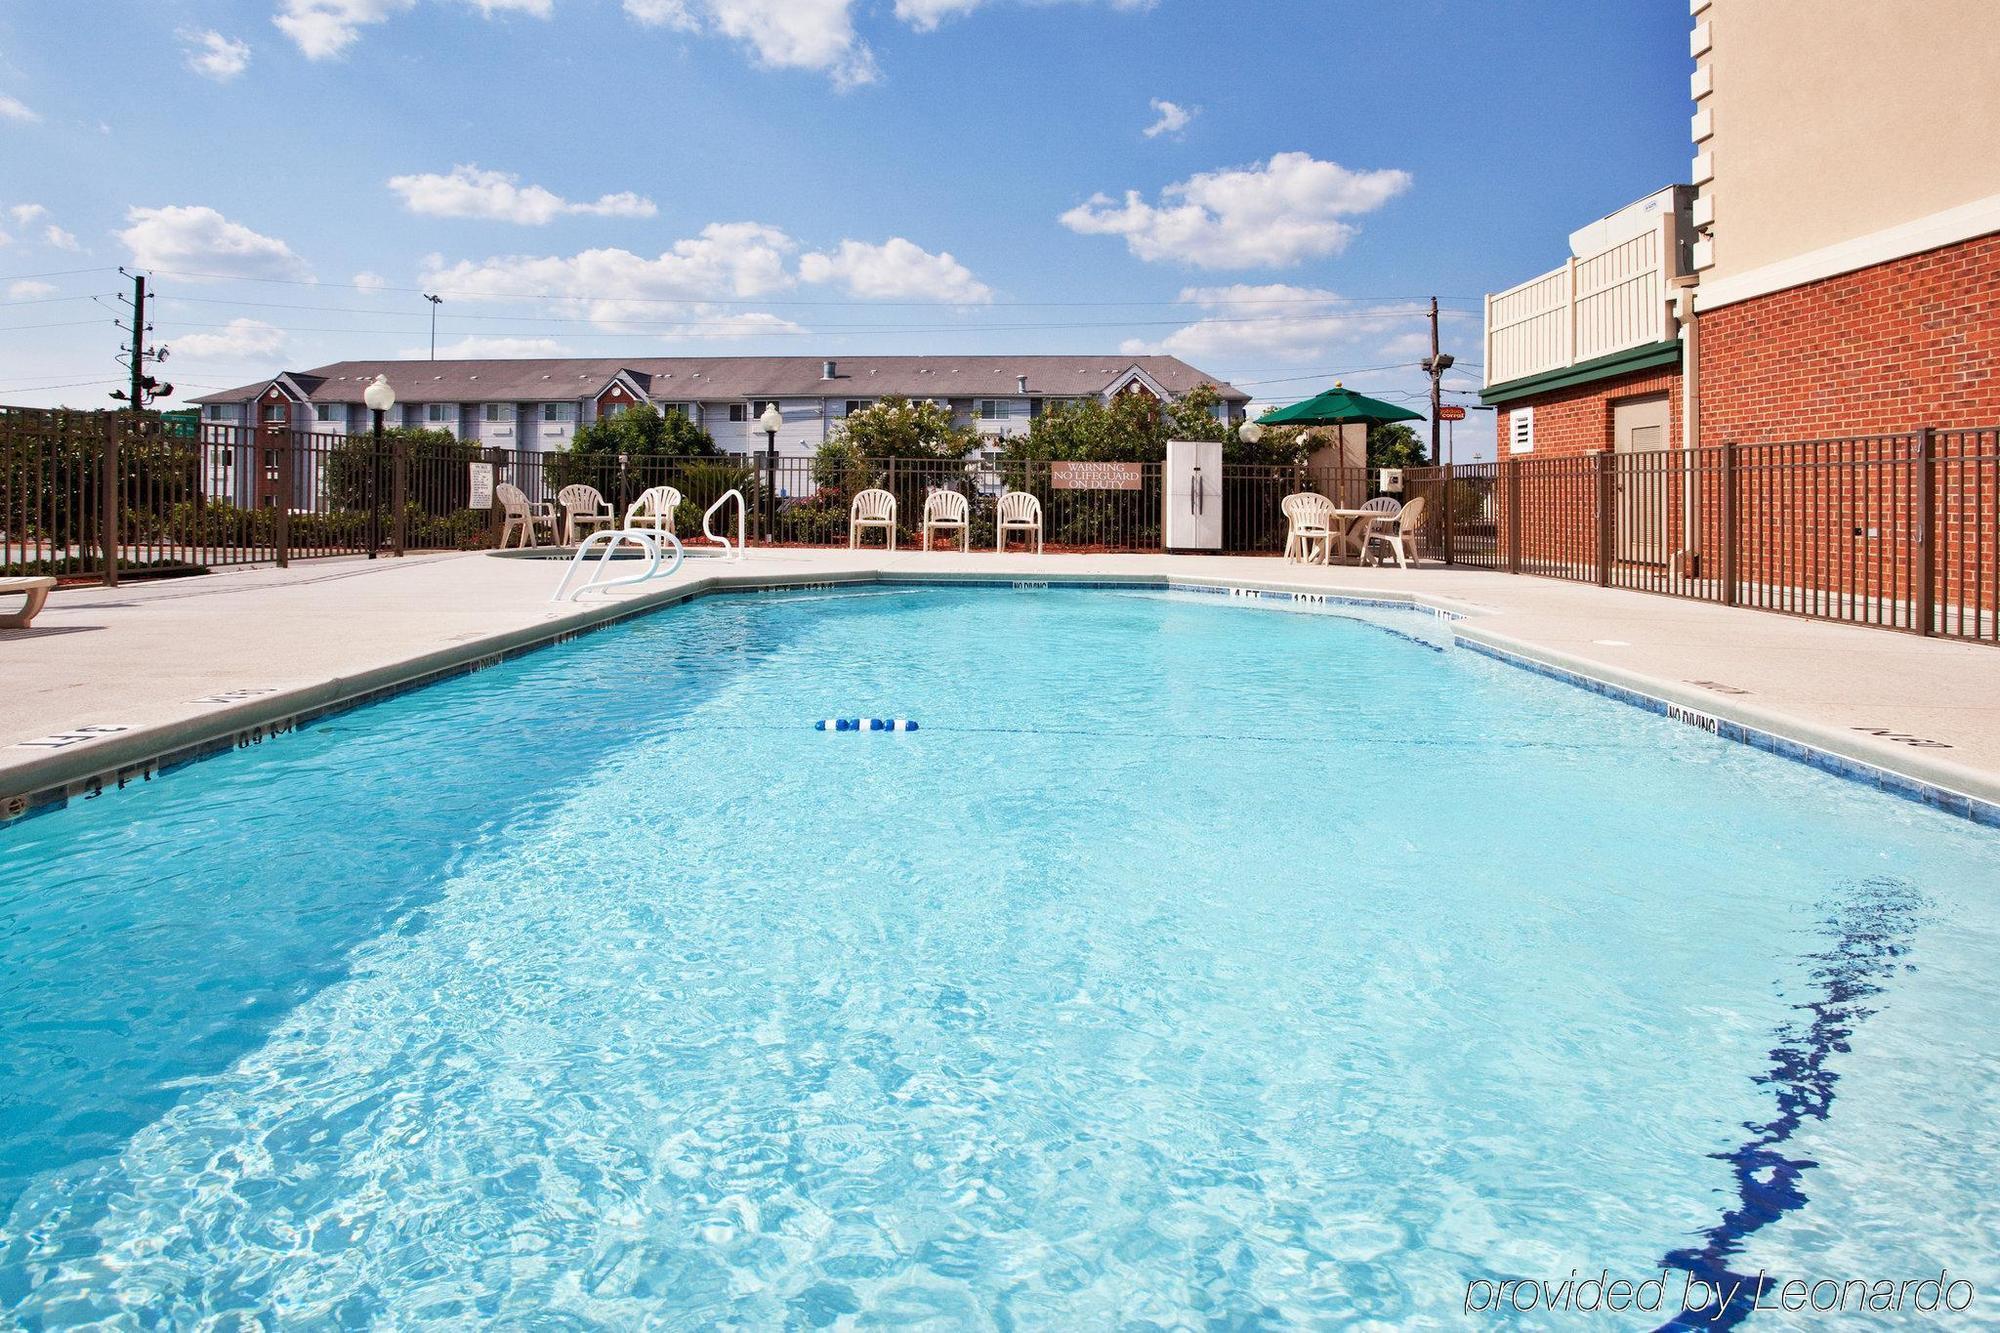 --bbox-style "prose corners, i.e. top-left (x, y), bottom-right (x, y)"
top-left (2, 585), bottom-right (1997, 1328)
